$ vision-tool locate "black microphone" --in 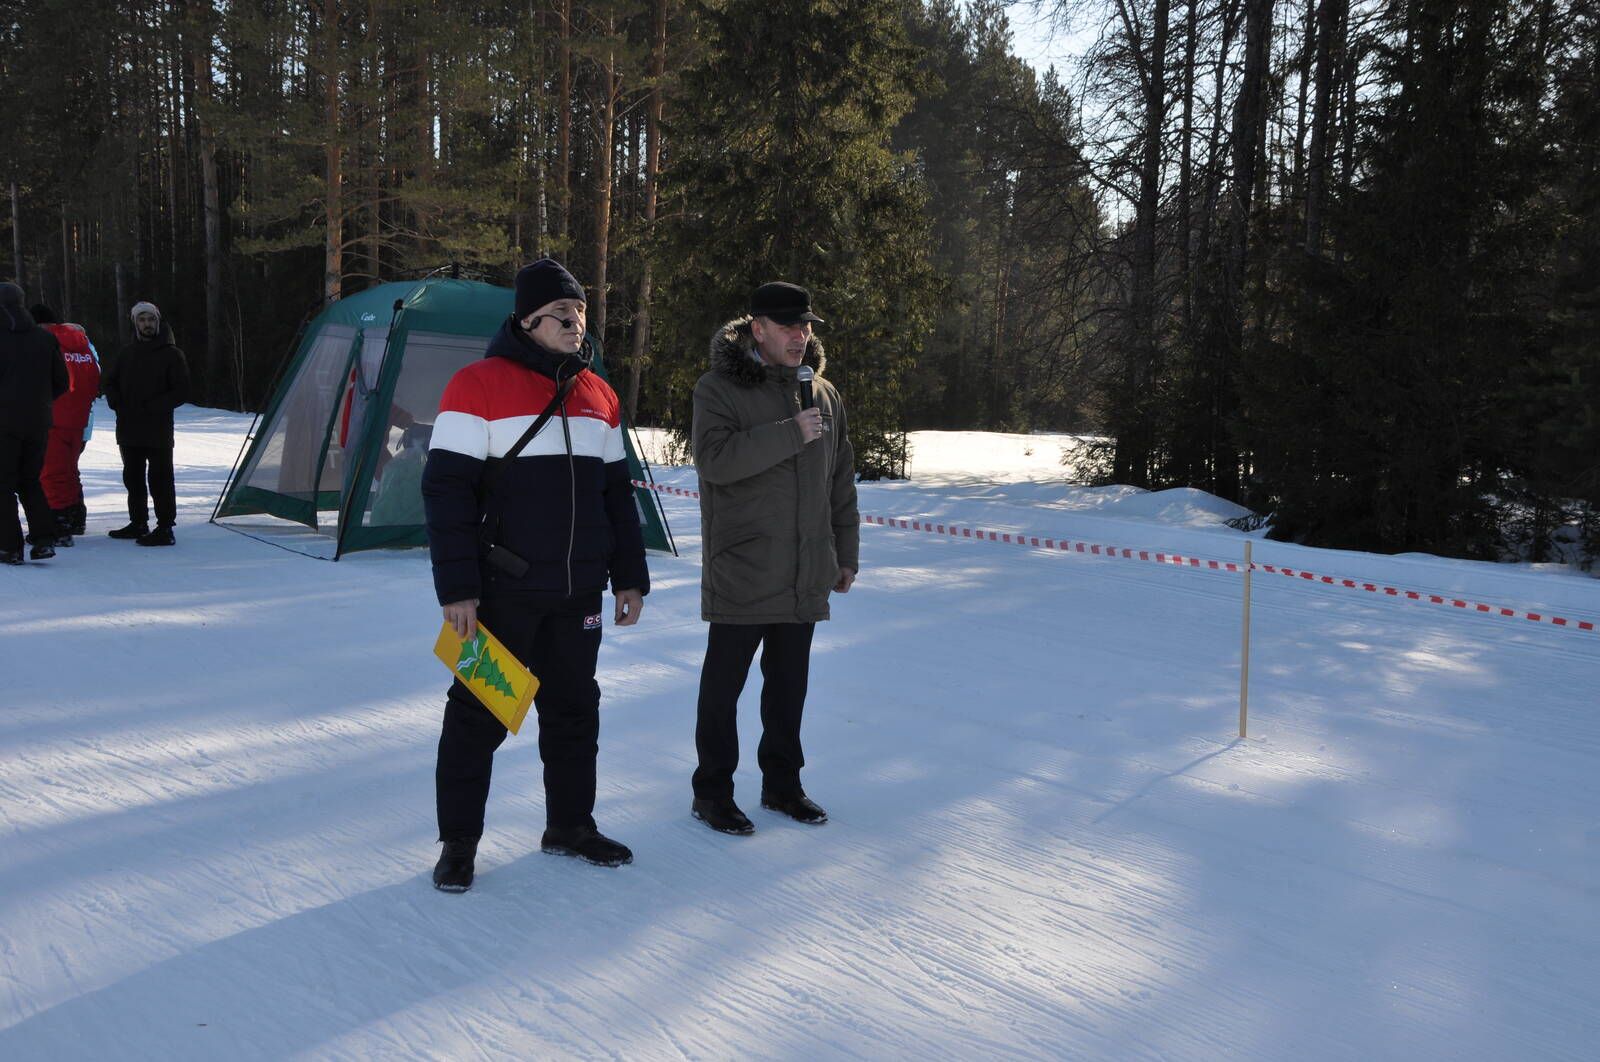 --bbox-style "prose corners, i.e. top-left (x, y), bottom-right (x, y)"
top-left (797, 365), bottom-right (815, 410)
top-left (530, 314), bottom-right (578, 330)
